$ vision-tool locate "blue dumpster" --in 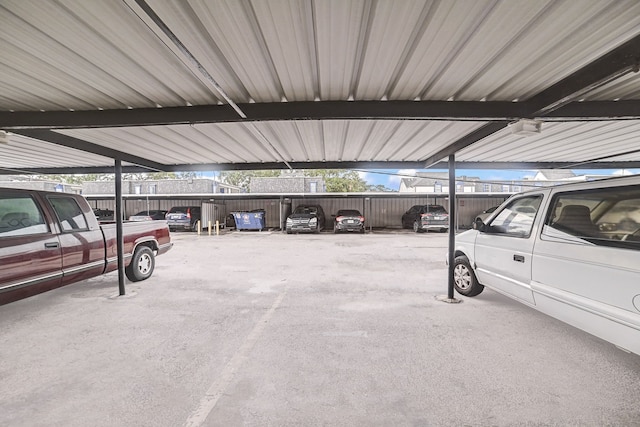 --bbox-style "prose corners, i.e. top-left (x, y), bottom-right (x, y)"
top-left (233, 210), bottom-right (265, 231)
